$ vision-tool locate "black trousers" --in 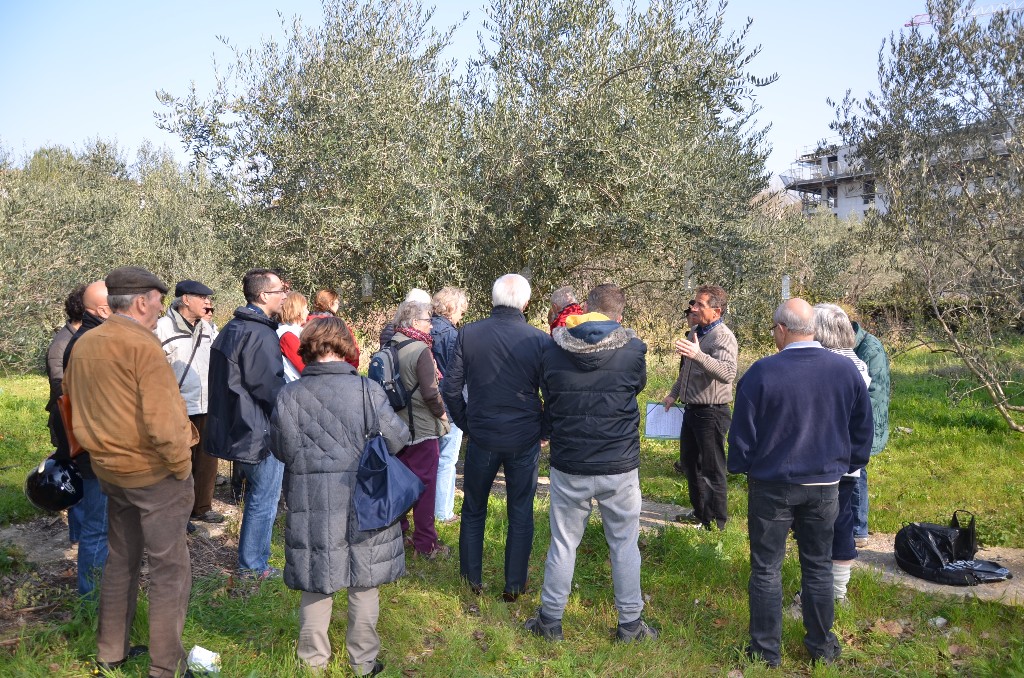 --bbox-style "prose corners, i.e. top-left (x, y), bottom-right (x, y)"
top-left (679, 404), bottom-right (731, 529)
